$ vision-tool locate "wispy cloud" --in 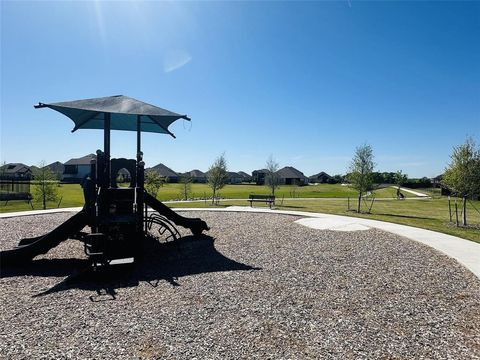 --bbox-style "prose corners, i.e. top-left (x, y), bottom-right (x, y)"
top-left (93, 0), bottom-right (106, 43)
top-left (163, 49), bottom-right (192, 73)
